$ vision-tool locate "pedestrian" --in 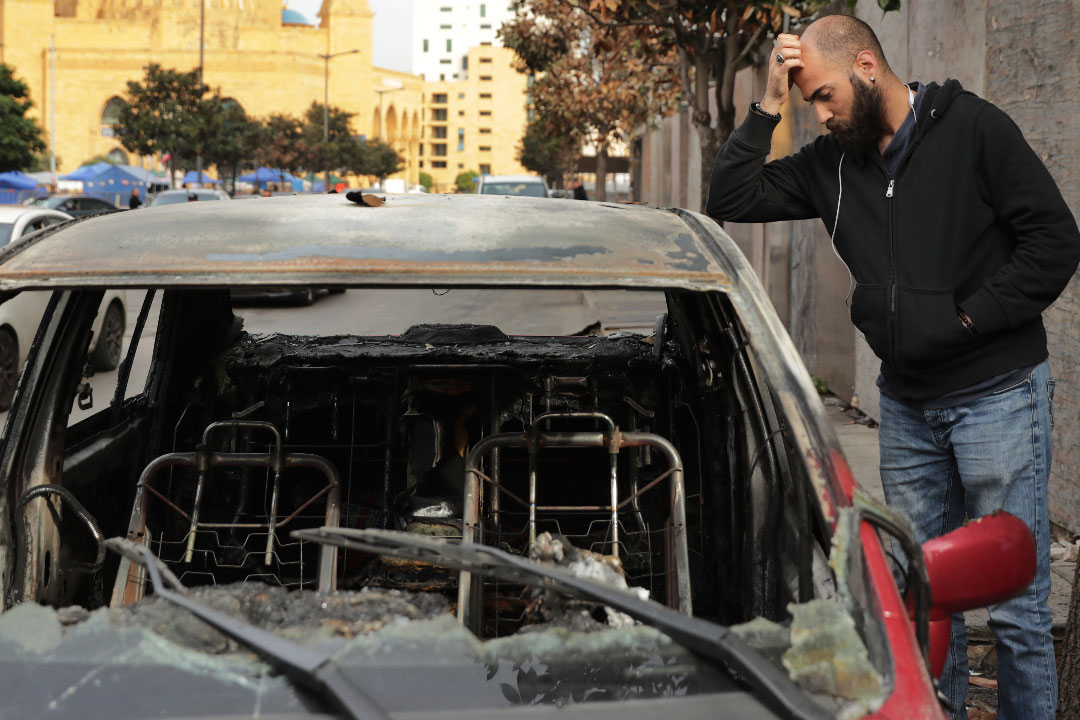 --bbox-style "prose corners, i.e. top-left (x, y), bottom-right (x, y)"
top-left (128, 187), bottom-right (142, 210)
top-left (572, 178), bottom-right (588, 201)
top-left (706, 15), bottom-right (1079, 719)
